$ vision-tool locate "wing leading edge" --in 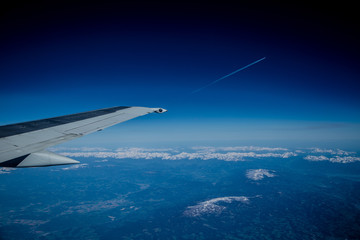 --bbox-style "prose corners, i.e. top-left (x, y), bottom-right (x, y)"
top-left (0, 106), bottom-right (167, 167)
